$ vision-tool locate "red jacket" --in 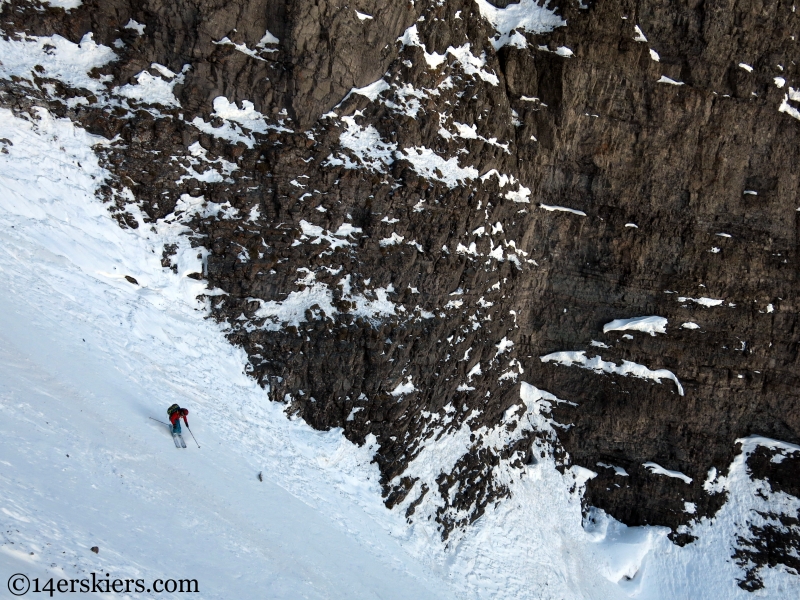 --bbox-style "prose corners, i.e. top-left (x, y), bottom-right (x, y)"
top-left (170, 410), bottom-right (188, 427)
